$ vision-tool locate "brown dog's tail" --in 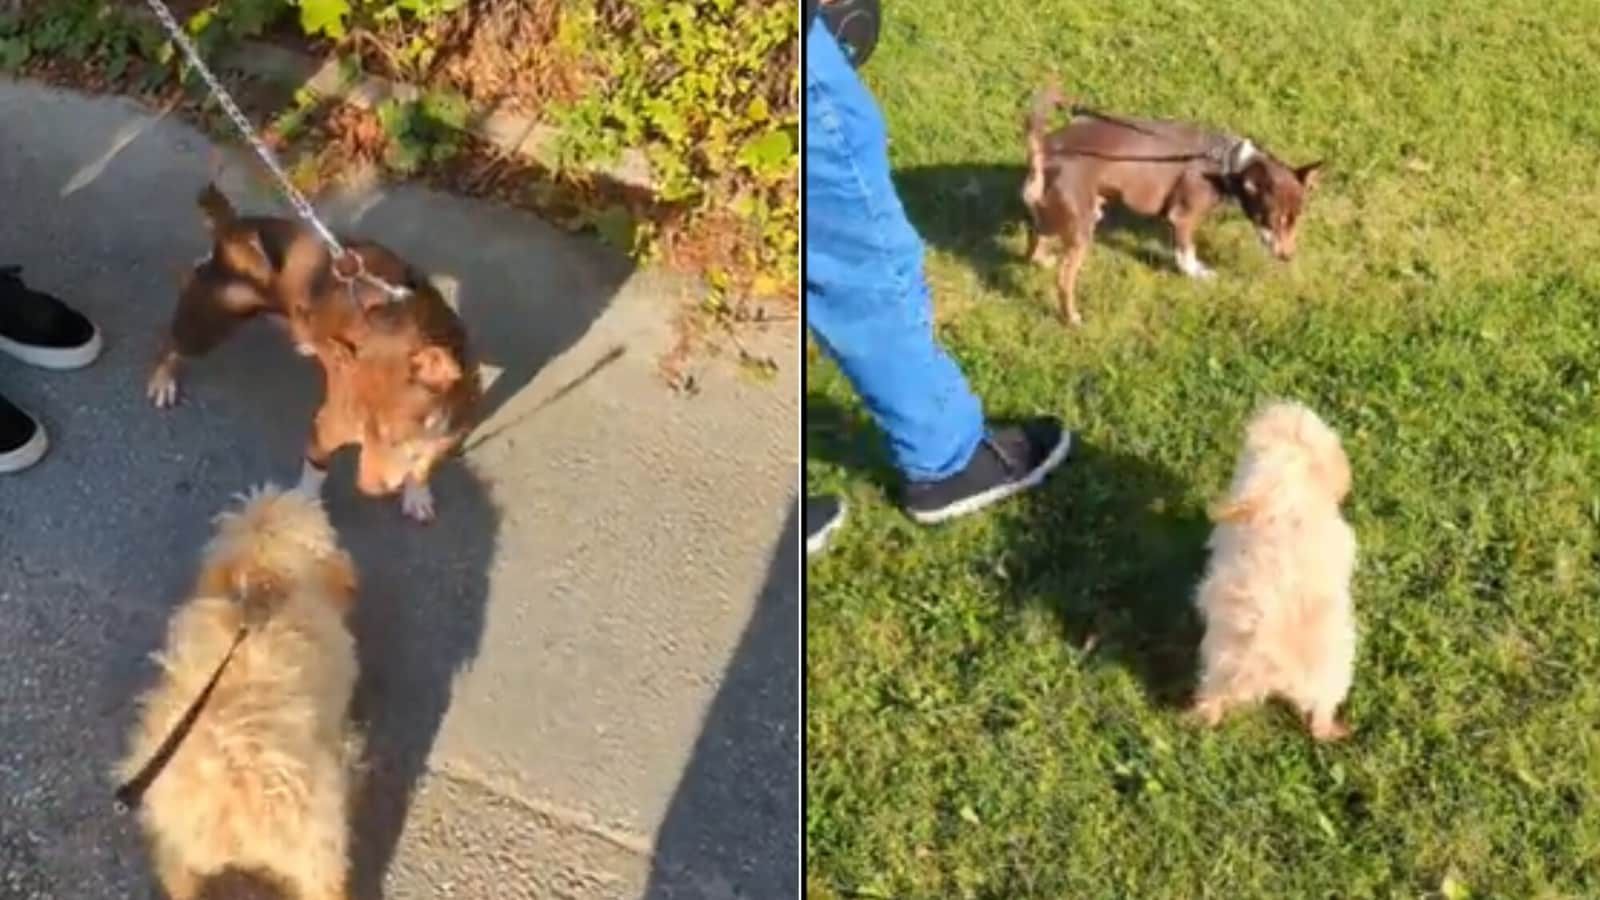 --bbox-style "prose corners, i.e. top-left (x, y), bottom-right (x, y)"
top-left (196, 182), bottom-right (238, 233)
top-left (1027, 77), bottom-right (1068, 163)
